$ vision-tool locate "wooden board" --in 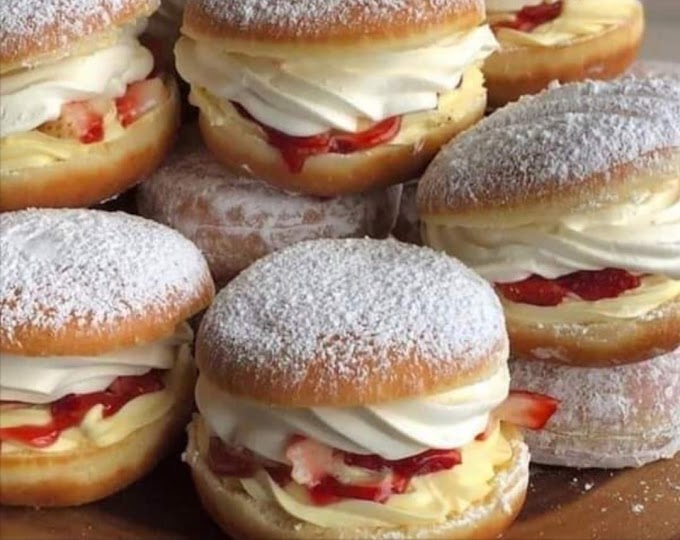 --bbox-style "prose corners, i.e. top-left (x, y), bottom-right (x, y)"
top-left (1, 450), bottom-right (679, 540)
